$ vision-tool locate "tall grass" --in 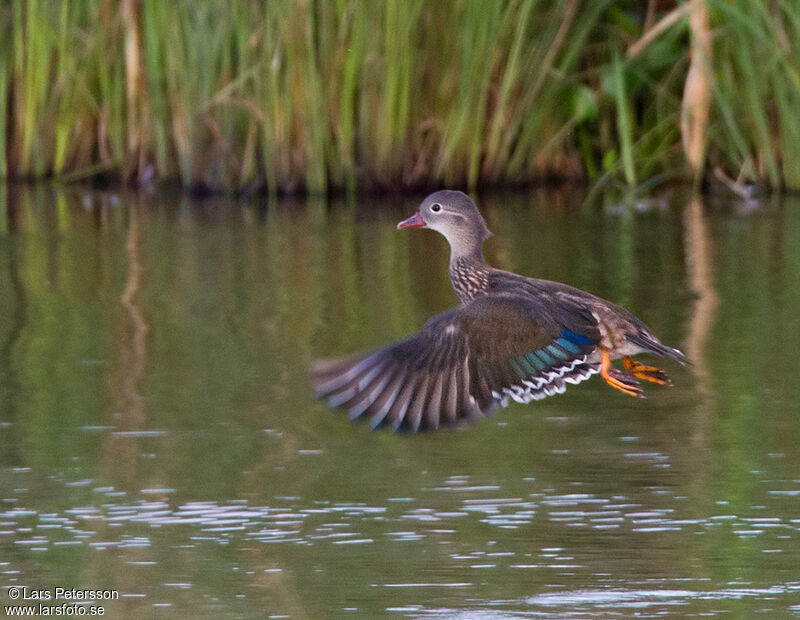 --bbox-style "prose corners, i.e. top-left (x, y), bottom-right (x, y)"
top-left (2, 1), bottom-right (800, 194)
